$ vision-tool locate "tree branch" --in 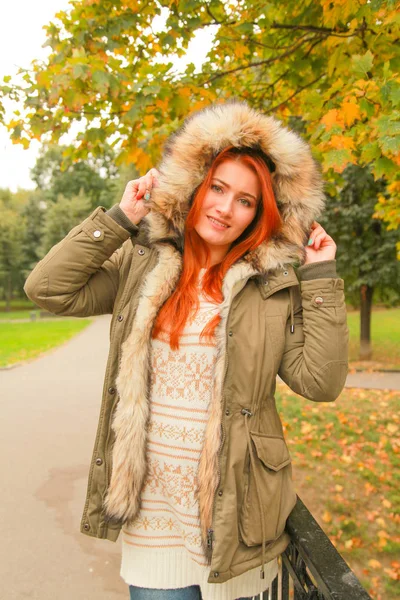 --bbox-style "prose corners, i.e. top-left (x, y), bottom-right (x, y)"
top-left (201, 36), bottom-right (312, 85)
top-left (265, 73), bottom-right (325, 114)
